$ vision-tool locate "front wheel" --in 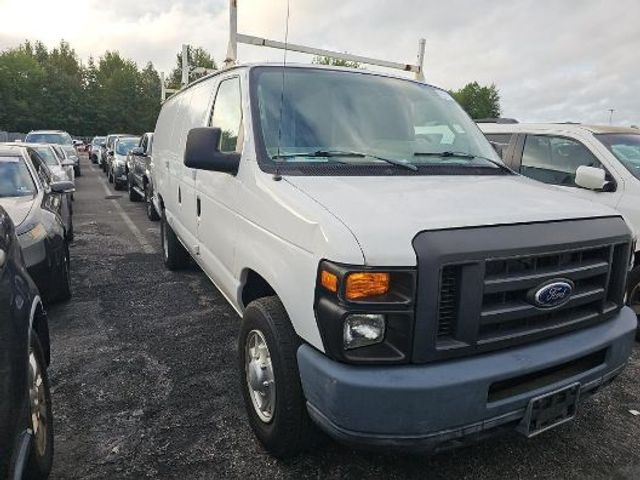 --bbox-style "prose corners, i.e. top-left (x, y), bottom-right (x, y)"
top-left (239, 297), bottom-right (322, 457)
top-left (160, 211), bottom-right (189, 270)
top-left (23, 331), bottom-right (54, 479)
top-left (128, 177), bottom-right (141, 202)
top-left (626, 265), bottom-right (640, 341)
